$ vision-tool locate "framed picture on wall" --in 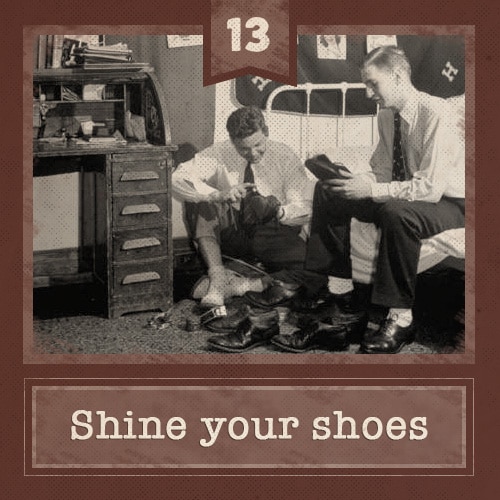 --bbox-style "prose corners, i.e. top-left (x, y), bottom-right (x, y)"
top-left (316, 34), bottom-right (347, 59)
